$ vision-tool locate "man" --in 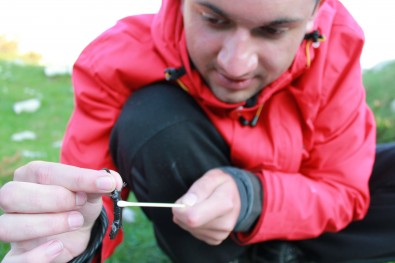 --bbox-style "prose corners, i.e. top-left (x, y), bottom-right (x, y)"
top-left (1, 0), bottom-right (395, 262)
